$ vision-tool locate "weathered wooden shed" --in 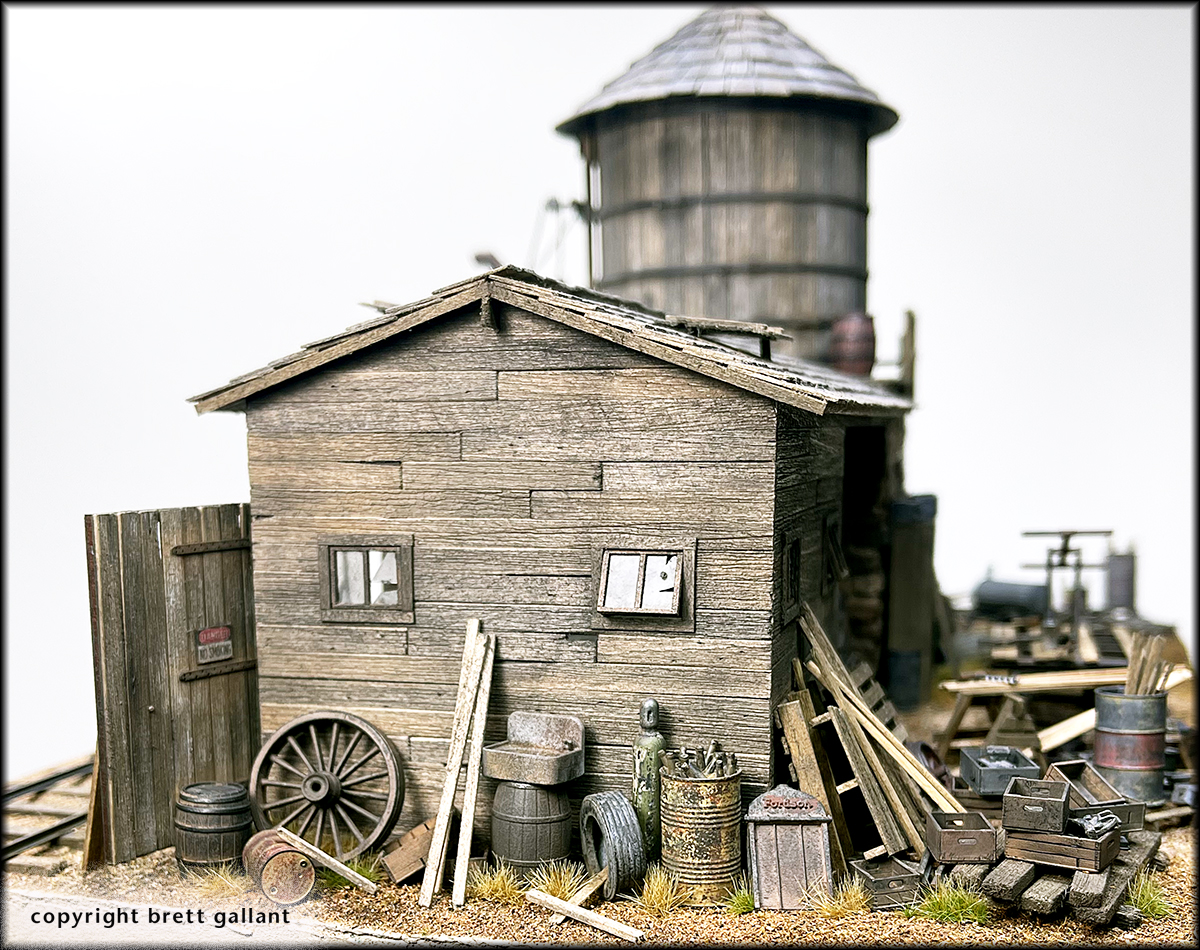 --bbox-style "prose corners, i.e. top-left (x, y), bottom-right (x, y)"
top-left (190, 266), bottom-right (911, 845)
